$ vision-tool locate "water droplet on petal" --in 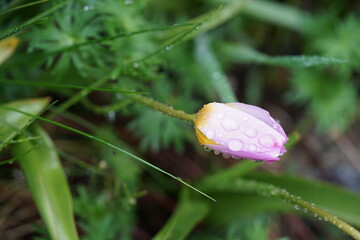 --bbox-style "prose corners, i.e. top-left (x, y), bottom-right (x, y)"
top-left (245, 128), bottom-right (257, 138)
top-left (228, 140), bottom-right (243, 151)
top-left (222, 118), bottom-right (239, 131)
top-left (249, 144), bottom-right (257, 151)
top-left (204, 146), bottom-right (211, 152)
top-left (216, 113), bottom-right (224, 119)
top-left (259, 134), bottom-right (276, 148)
top-left (222, 153), bottom-right (230, 159)
top-left (205, 130), bottom-right (215, 139)
top-left (214, 150), bottom-right (220, 155)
